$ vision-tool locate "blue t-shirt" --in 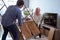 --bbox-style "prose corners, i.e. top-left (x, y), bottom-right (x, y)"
top-left (1, 5), bottom-right (23, 27)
